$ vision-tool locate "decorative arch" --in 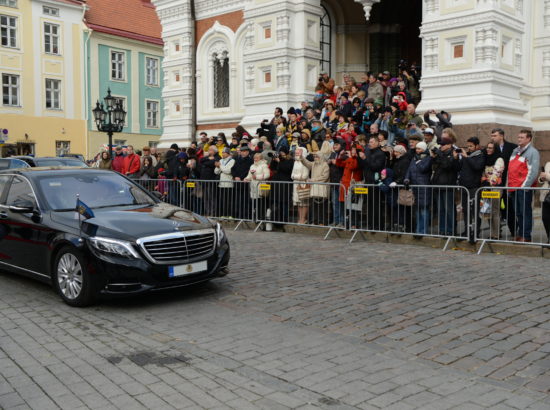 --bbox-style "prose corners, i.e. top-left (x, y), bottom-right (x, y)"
top-left (196, 22), bottom-right (236, 119)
